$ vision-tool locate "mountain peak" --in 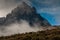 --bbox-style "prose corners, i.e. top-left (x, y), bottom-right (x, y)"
top-left (0, 2), bottom-right (51, 26)
top-left (18, 2), bottom-right (30, 8)
top-left (11, 2), bottom-right (36, 15)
